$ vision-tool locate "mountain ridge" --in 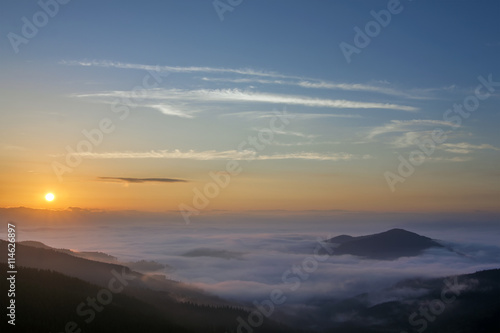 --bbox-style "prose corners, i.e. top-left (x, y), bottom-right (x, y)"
top-left (327, 228), bottom-right (444, 260)
top-left (0, 240), bottom-right (297, 333)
